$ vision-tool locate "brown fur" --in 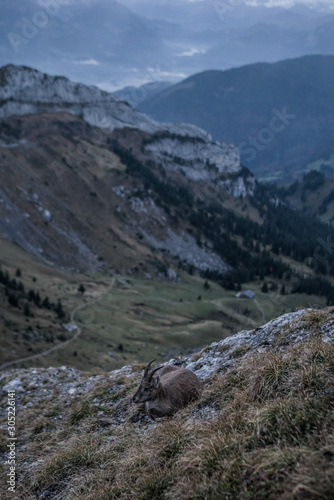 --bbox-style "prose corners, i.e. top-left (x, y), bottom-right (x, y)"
top-left (132, 360), bottom-right (202, 419)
